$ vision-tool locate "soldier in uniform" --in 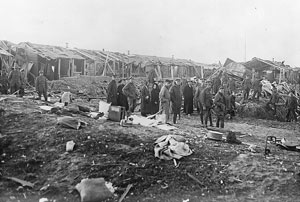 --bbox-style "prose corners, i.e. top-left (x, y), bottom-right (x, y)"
top-left (214, 86), bottom-right (227, 128)
top-left (170, 78), bottom-right (182, 124)
top-left (35, 70), bottom-right (48, 101)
